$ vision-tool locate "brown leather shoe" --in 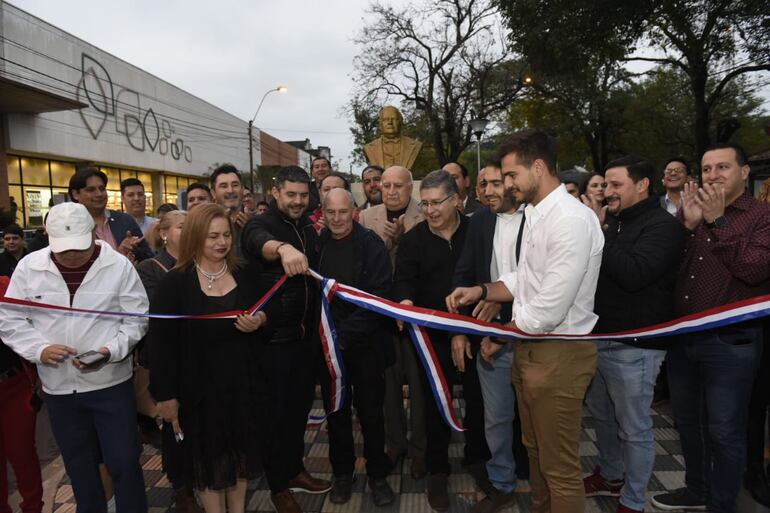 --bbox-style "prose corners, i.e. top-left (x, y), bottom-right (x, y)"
top-left (288, 470), bottom-right (332, 494)
top-left (411, 455), bottom-right (427, 480)
top-left (271, 490), bottom-right (302, 513)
